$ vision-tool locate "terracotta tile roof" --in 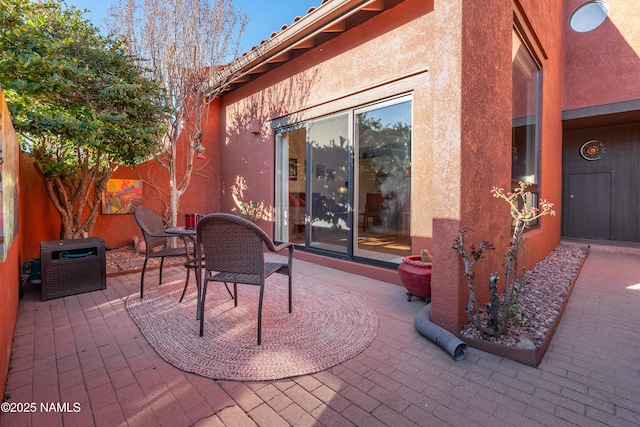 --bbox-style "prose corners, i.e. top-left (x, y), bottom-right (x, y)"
top-left (211, 0), bottom-right (399, 95)
top-left (244, 1), bottom-right (326, 58)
